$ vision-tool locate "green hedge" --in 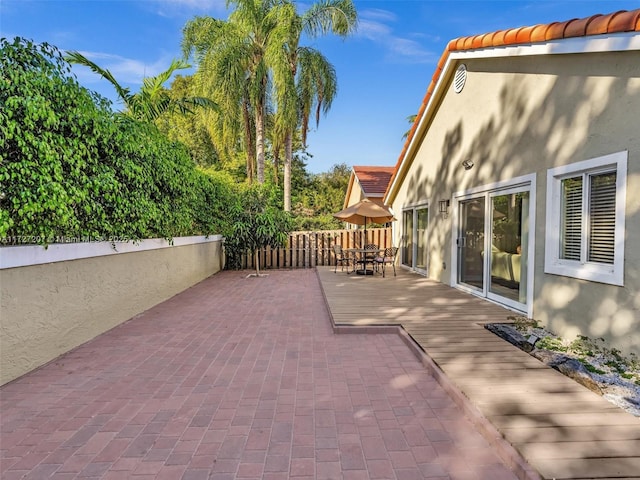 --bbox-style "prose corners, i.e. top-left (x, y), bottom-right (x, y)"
top-left (0, 37), bottom-right (233, 245)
